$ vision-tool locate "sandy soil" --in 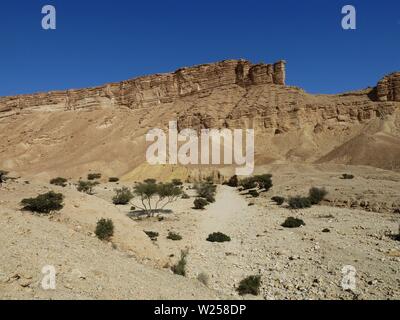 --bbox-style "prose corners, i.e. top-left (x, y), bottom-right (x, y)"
top-left (1, 164), bottom-right (399, 300)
